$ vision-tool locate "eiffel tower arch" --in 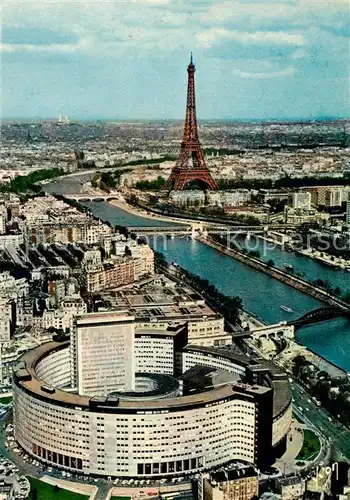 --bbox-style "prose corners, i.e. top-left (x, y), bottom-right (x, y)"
top-left (165, 55), bottom-right (218, 192)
